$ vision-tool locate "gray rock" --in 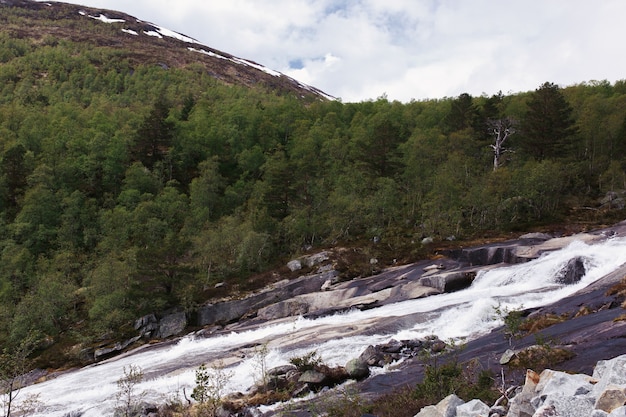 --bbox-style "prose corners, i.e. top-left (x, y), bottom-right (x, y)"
top-left (359, 345), bottom-right (384, 367)
top-left (456, 399), bottom-right (489, 417)
top-left (287, 259), bottom-right (302, 271)
top-left (534, 395), bottom-right (595, 417)
top-left (196, 271), bottom-right (333, 326)
top-left (419, 271), bottom-right (477, 293)
top-left (593, 356), bottom-right (626, 397)
top-left (257, 300), bottom-right (309, 320)
top-left (268, 364), bottom-right (297, 376)
top-left (94, 335), bottom-right (141, 361)
top-left (303, 251), bottom-right (329, 267)
top-left (500, 348), bottom-right (516, 365)
top-left (157, 311), bottom-right (187, 338)
top-left (555, 257), bottom-right (587, 285)
top-left (134, 313), bottom-right (158, 338)
top-left (534, 369), bottom-right (594, 398)
top-left (609, 406), bottom-right (626, 416)
top-left (345, 358), bottom-right (370, 380)
top-left (299, 370), bottom-right (326, 385)
top-left (519, 232), bottom-right (552, 241)
top-left (414, 405), bottom-right (441, 417)
top-left (436, 394), bottom-right (464, 417)
top-left (489, 405), bottom-right (507, 416)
